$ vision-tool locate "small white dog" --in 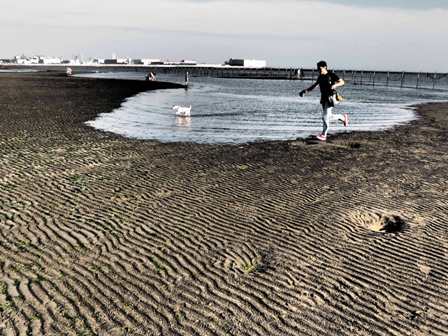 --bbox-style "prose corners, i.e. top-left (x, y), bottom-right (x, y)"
top-left (172, 105), bottom-right (192, 117)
